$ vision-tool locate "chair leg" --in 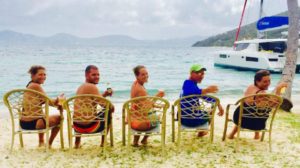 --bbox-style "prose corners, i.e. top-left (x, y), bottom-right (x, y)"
top-left (103, 132), bottom-right (107, 151)
top-left (60, 124), bottom-right (64, 149)
top-left (235, 127), bottom-right (241, 152)
top-left (260, 131), bottom-right (265, 142)
top-left (161, 133), bottom-right (165, 156)
top-left (19, 133), bottom-right (24, 148)
top-left (45, 130), bottom-right (50, 152)
top-left (162, 122), bottom-right (166, 156)
top-left (269, 131), bottom-right (272, 152)
top-left (122, 109), bottom-right (126, 146)
top-left (67, 124), bottom-right (72, 149)
top-left (171, 110), bottom-right (175, 143)
top-left (210, 128), bottom-right (214, 143)
top-left (110, 122), bottom-right (114, 147)
top-left (127, 130), bottom-right (131, 150)
top-left (177, 127), bottom-right (181, 147)
top-left (10, 132), bottom-right (15, 153)
top-left (222, 117), bottom-right (229, 141)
